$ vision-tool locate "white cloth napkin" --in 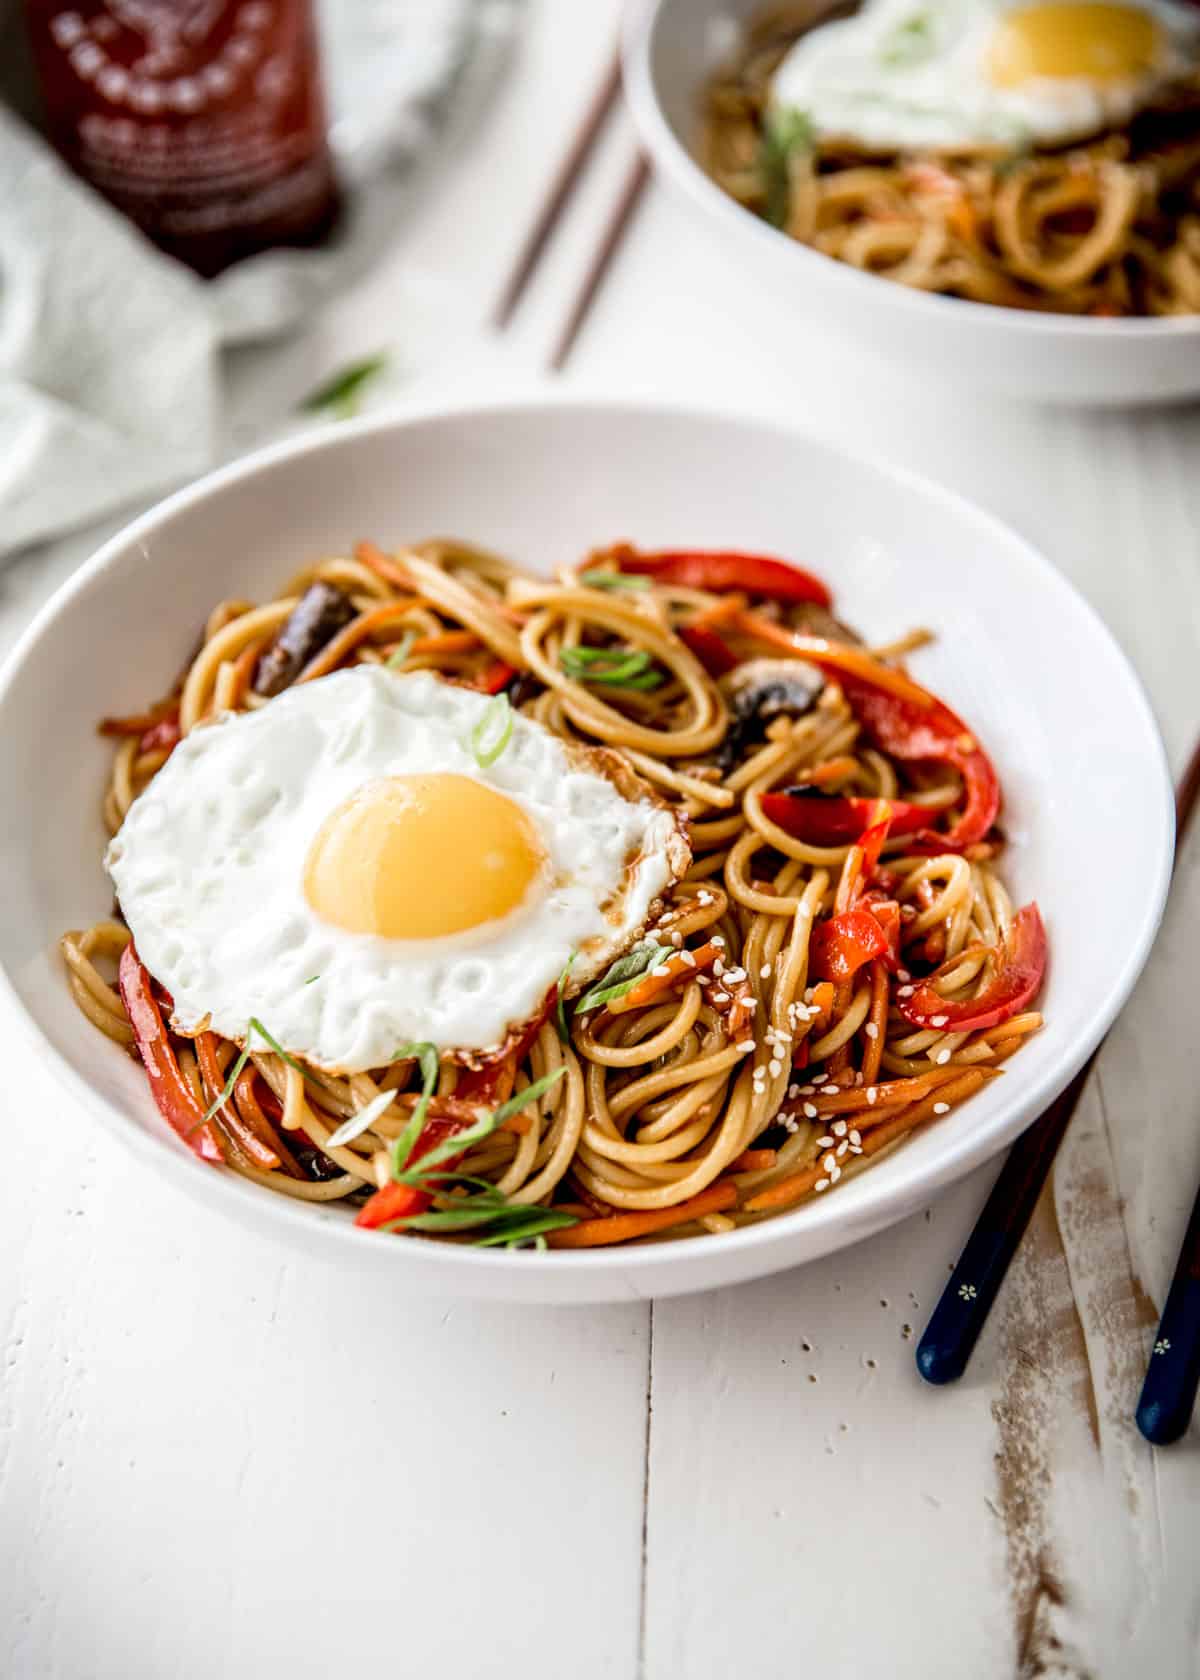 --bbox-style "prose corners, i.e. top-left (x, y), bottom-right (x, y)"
top-left (0, 0), bottom-right (518, 560)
